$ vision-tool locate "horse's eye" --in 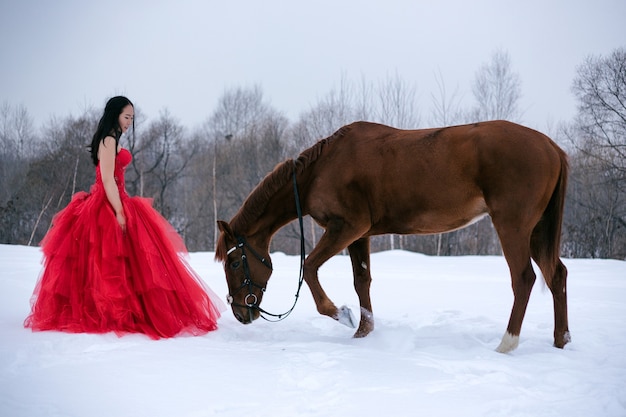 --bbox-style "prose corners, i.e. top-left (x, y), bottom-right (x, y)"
top-left (230, 261), bottom-right (241, 270)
